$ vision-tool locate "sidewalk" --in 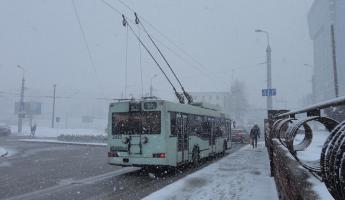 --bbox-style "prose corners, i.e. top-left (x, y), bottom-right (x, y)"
top-left (144, 142), bottom-right (278, 200)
